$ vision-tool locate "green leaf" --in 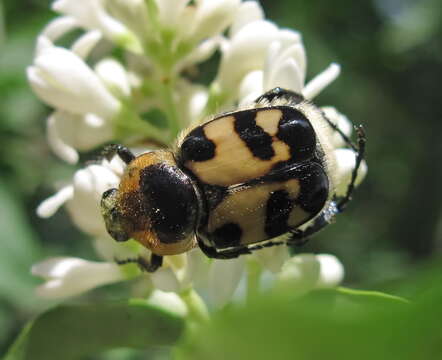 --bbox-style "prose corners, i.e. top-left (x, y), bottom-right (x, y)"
top-left (5, 299), bottom-right (185, 360)
top-left (0, 180), bottom-right (41, 309)
top-left (176, 286), bottom-right (442, 360)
